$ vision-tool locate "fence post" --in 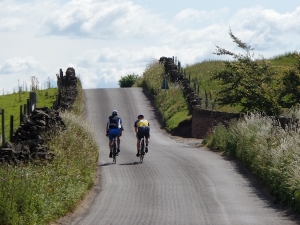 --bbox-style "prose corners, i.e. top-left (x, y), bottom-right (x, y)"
top-left (20, 105), bottom-right (23, 124)
top-left (1, 109), bottom-right (5, 145)
top-left (24, 104), bottom-right (27, 116)
top-left (27, 99), bottom-right (30, 114)
top-left (30, 92), bottom-right (37, 111)
top-left (10, 115), bottom-right (13, 142)
top-left (60, 69), bottom-right (64, 86)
